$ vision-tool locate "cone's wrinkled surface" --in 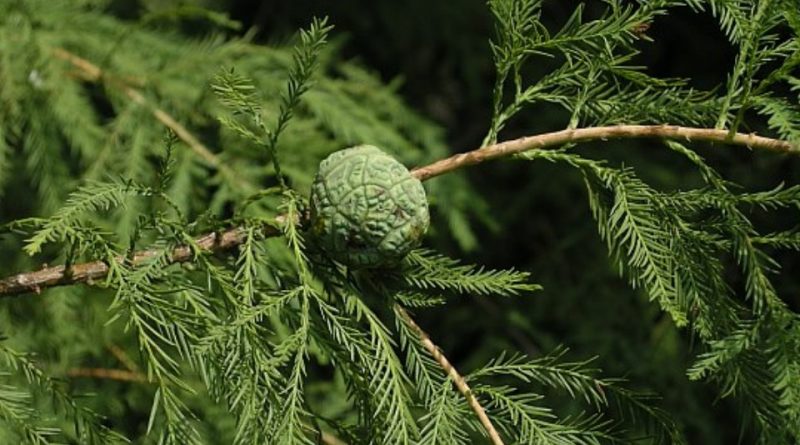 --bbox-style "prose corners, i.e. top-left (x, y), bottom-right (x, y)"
top-left (310, 145), bottom-right (429, 268)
